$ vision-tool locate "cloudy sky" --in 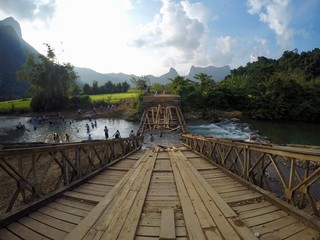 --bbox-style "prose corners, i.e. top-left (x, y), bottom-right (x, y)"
top-left (0, 0), bottom-right (319, 76)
